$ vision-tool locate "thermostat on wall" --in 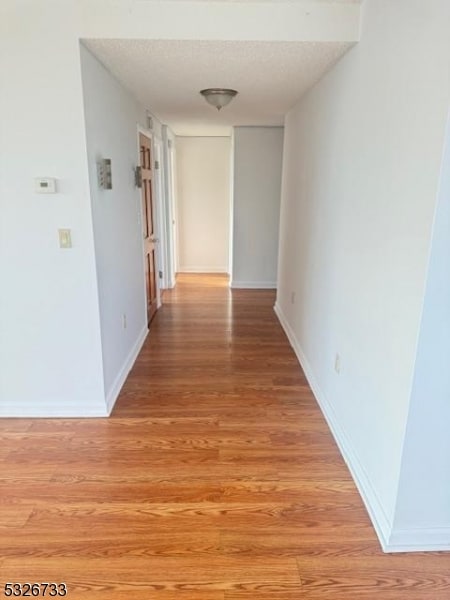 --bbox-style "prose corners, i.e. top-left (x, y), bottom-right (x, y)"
top-left (35, 177), bottom-right (57, 193)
